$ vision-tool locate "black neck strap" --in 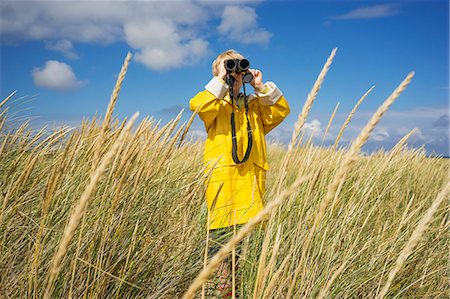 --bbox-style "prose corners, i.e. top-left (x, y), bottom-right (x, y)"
top-left (226, 75), bottom-right (253, 164)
